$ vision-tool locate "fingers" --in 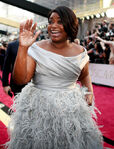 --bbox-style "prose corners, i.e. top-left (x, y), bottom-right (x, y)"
top-left (3, 86), bottom-right (11, 95)
top-left (85, 94), bottom-right (93, 106)
top-left (19, 19), bottom-right (40, 45)
top-left (28, 19), bottom-right (33, 30)
top-left (20, 19), bottom-right (38, 33)
top-left (86, 99), bottom-right (92, 106)
top-left (20, 22), bottom-right (24, 33)
top-left (24, 20), bottom-right (30, 30)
